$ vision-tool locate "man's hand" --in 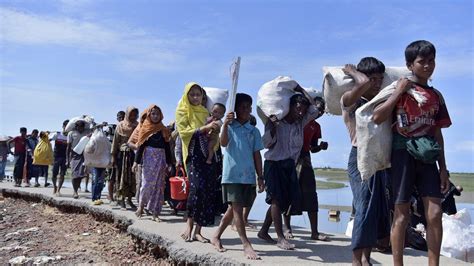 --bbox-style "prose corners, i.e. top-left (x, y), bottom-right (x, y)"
top-left (132, 162), bottom-right (139, 173)
top-left (293, 84), bottom-right (304, 93)
top-left (320, 141), bottom-right (328, 150)
top-left (257, 178), bottom-right (265, 193)
top-left (396, 78), bottom-right (412, 94)
top-left (440, 169), bottom-right (450, 194)
top-left (223, 112), bottom-right (235, 126)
